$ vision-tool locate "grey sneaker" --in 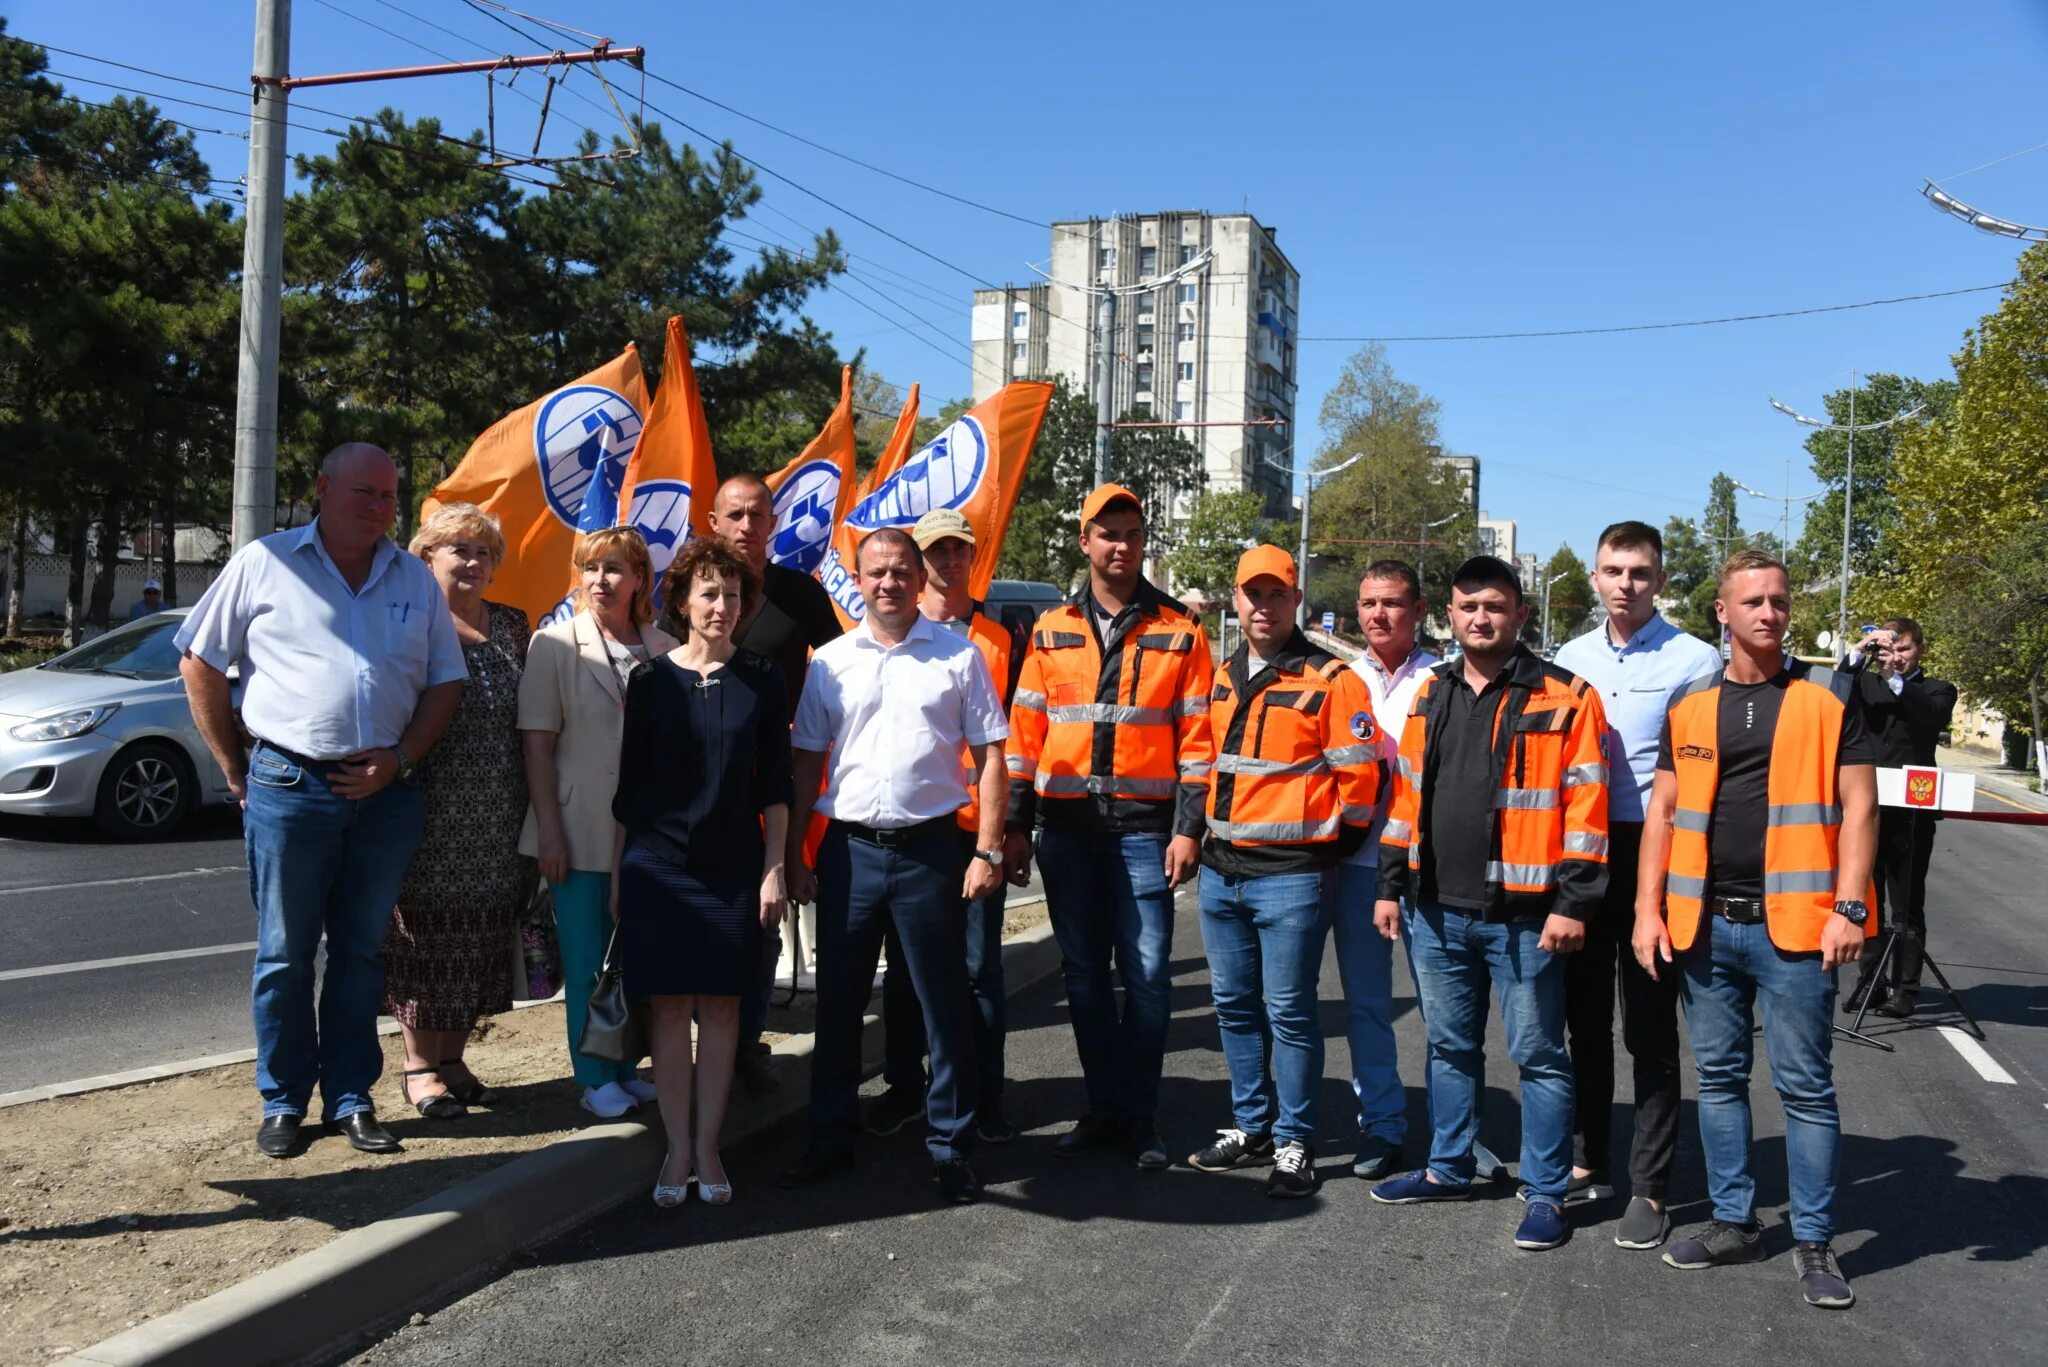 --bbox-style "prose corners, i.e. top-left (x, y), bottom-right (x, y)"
top-left (1614, 1196), bottom-right (1671, 1250)
top-left (1128, 1117), bottom-right (1170, 1171)
top-left (1351, 1133), bottom-right (1402, 1180)
top-left (1189, 1127), bottom-right (1274, 1172)
top-left (1472, 1140), bottom-right (1510, 1183)
top-left (1795, 1240), bottom-right (1855, 1309)
top-left (1663, 1220), bottom-right (1764, 1269)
